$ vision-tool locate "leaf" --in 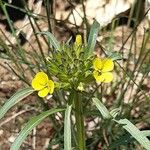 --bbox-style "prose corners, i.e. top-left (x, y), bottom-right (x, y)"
top-left (114, 119), bottom-right (150, 150)
top-left (66, 36), bottom-right (72, 45)
top-left (37, 31), bottom-right (60, 51)
top-left (92, 98), bottom-right (111, 119)
top-left (0, 87), bottom-right (34, 120)
top-left (110, 108), bottom-right (120, 118)
top-left (10, 108), bottom-right (65, 150)
top-left (86, 20), bottom-right (100, 58)
top-left (105, 50), bottom-right (122, 61)
top-left (111, 130), bottom-right (150, 149)
top-left (142, 130), bottom-right (150, 137)
top-left (93, 97), bottom-right (150, 150)
top-left (64, 104), bottom-right (72, 150)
